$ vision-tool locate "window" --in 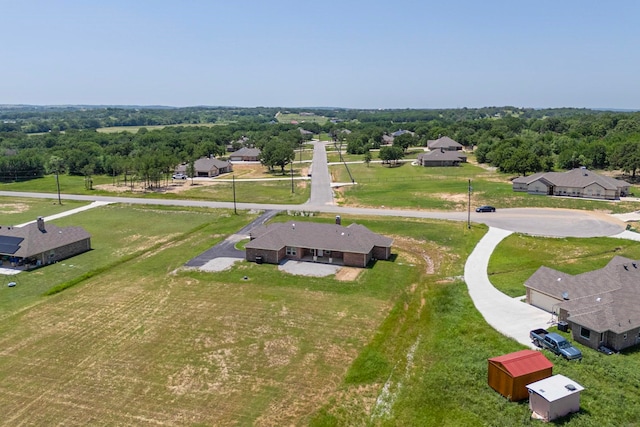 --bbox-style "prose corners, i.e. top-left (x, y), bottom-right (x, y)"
top-left (286, 247), bottom-right (297, 256)
top-left (580, 327), bottom-right (591, 340)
